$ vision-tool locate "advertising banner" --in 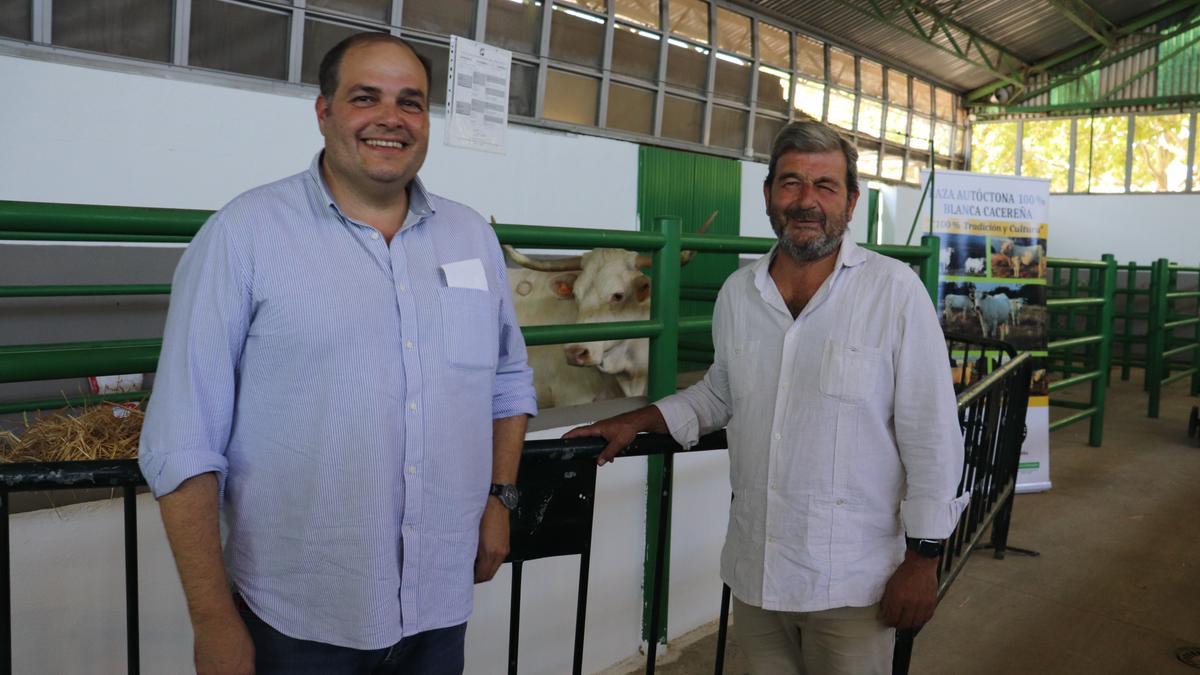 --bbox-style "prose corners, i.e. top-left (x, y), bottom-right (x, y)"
top-left (923, 169), bottom-right (1051, 493)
